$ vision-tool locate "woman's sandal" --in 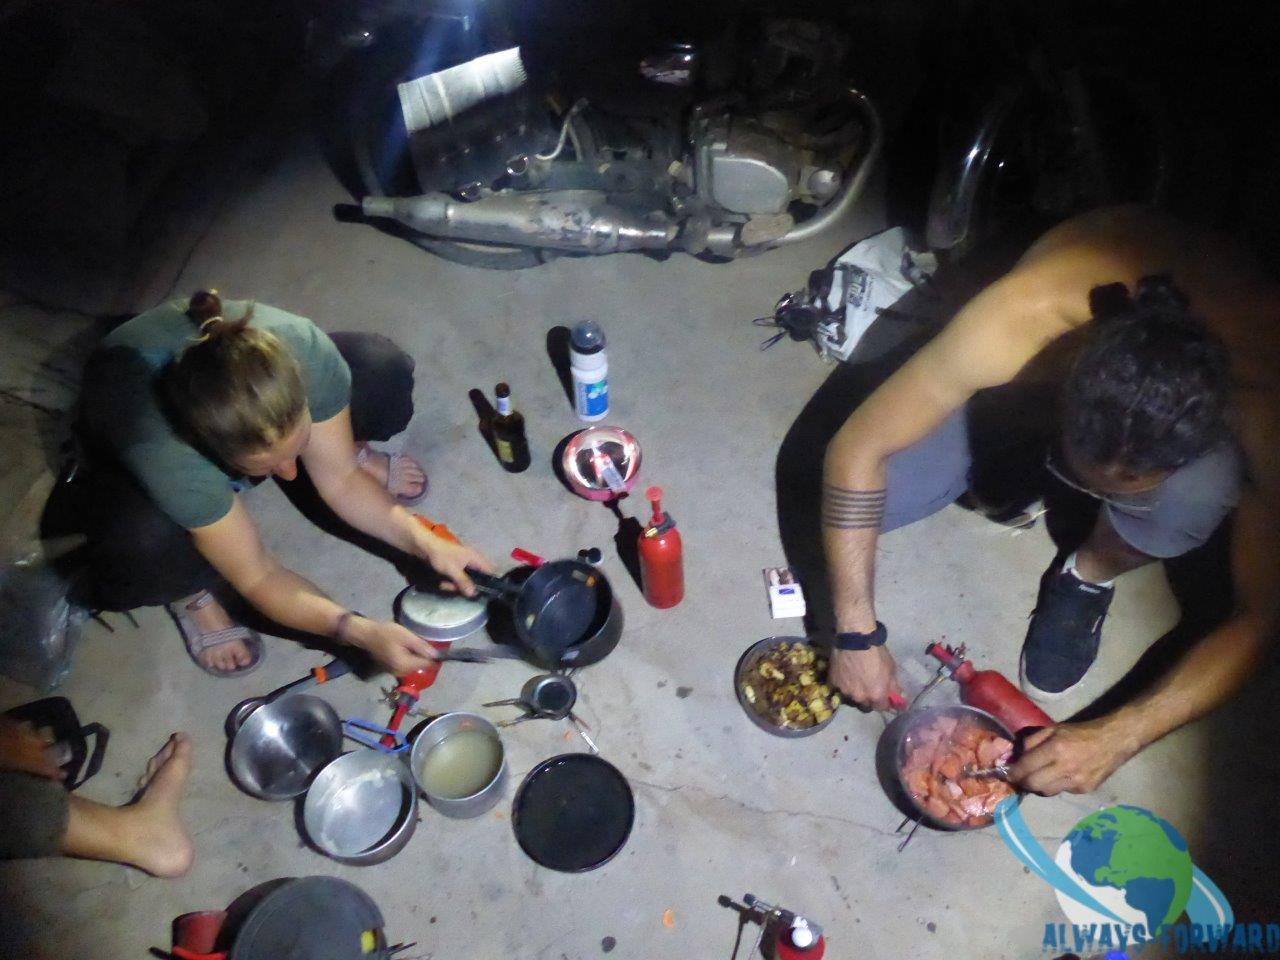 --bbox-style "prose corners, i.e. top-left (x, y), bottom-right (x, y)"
top-left (167, 590), bottom-right (265, 678)
top-left (356, 443), bottom-right (429, 506)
